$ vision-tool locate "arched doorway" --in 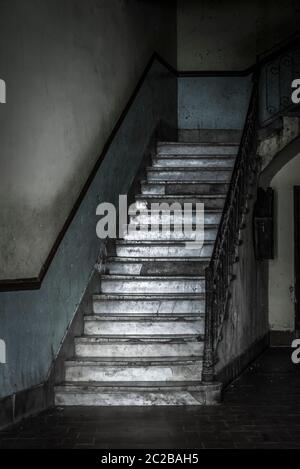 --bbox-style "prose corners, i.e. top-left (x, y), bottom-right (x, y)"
top-left (265, 152), bottom-right (300, 344)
